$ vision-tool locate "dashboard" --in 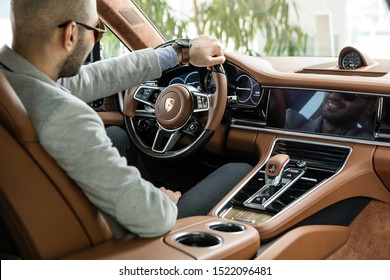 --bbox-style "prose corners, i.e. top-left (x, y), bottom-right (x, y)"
top-left (152, 49), bottom-right (390, 147)
top-left (85, 45), bottom-right (390, 152)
